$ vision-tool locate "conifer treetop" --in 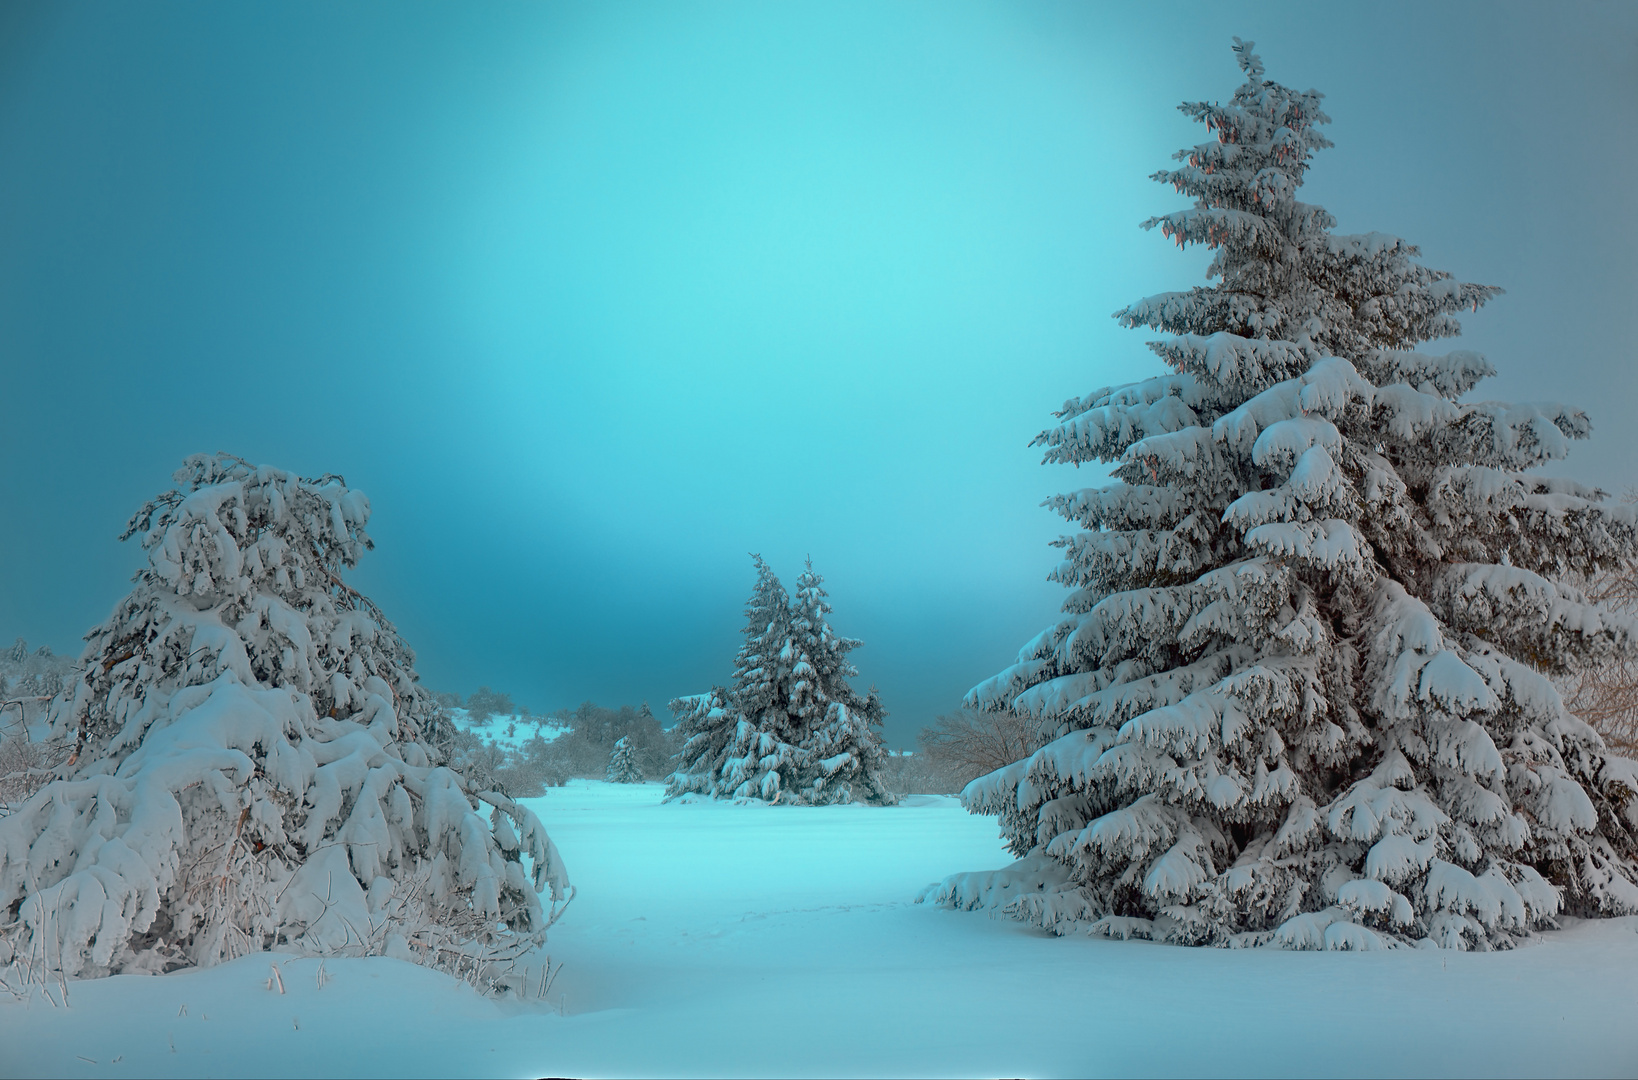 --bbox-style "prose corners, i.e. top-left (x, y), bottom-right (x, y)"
top-left (787, 558), bottom-right (864, 726)
top-left (729, 554), bottom-right (795, 730)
